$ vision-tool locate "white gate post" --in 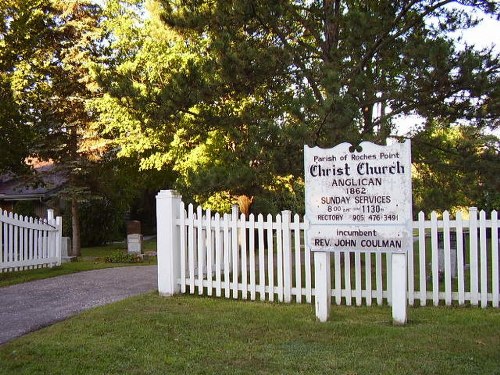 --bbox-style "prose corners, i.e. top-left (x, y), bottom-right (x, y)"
top-left (314, 251), bottom-right (331, 322)
top-left (157, 190), bottom-right (182, 296)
